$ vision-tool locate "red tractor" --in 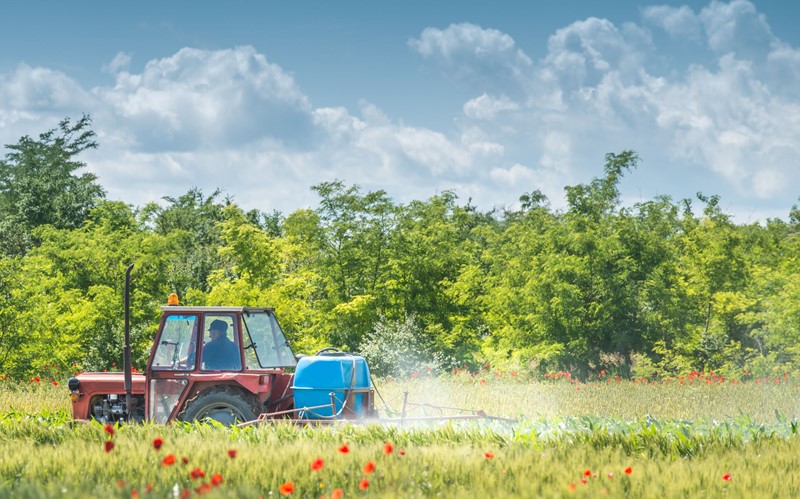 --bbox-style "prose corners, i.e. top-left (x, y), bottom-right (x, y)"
top-left (68, 266), bottom-right (375, 425)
